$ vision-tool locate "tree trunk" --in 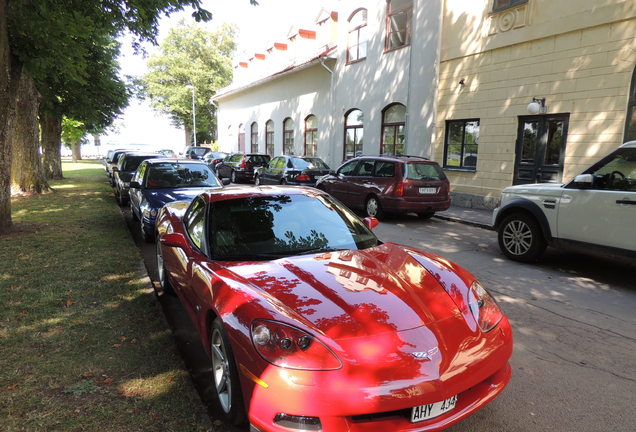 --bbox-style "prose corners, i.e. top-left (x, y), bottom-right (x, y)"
top-left (40, 111), bottom-right (63, 180)
top-left (0, 0), bottom-right (19, 233)
top-left (71, 140), bottom-right (82, 161)
top-left (10, 69), bottom-right (50, 195)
